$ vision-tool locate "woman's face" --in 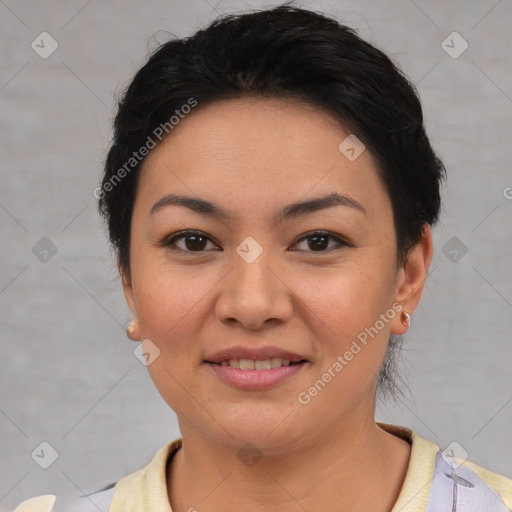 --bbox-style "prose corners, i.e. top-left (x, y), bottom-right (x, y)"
top-left (123, 97), bottom-right (430, 452)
